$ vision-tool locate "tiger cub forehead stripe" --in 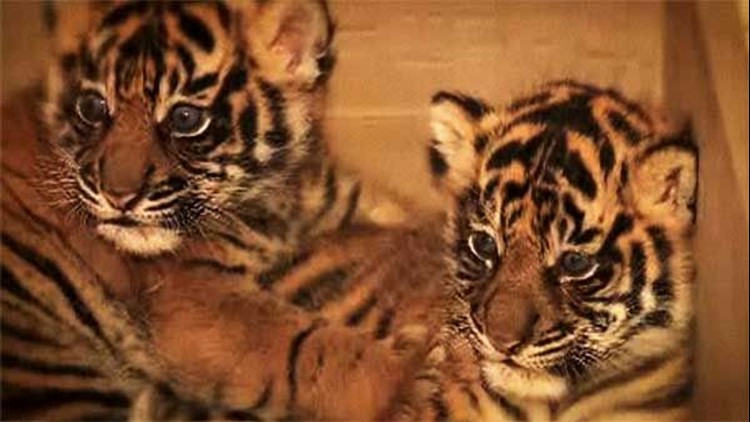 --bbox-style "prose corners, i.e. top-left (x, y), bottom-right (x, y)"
top-left (171, 4), bottom-right (218, 52)
top-left (510, 93), bottom-right (605, 142)
top-left (485, 131), bottom-right (545, 171)
top-left (100, 2), bottom-right (150, 29)
top-left (182, 72), bottom-right (219, 95)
